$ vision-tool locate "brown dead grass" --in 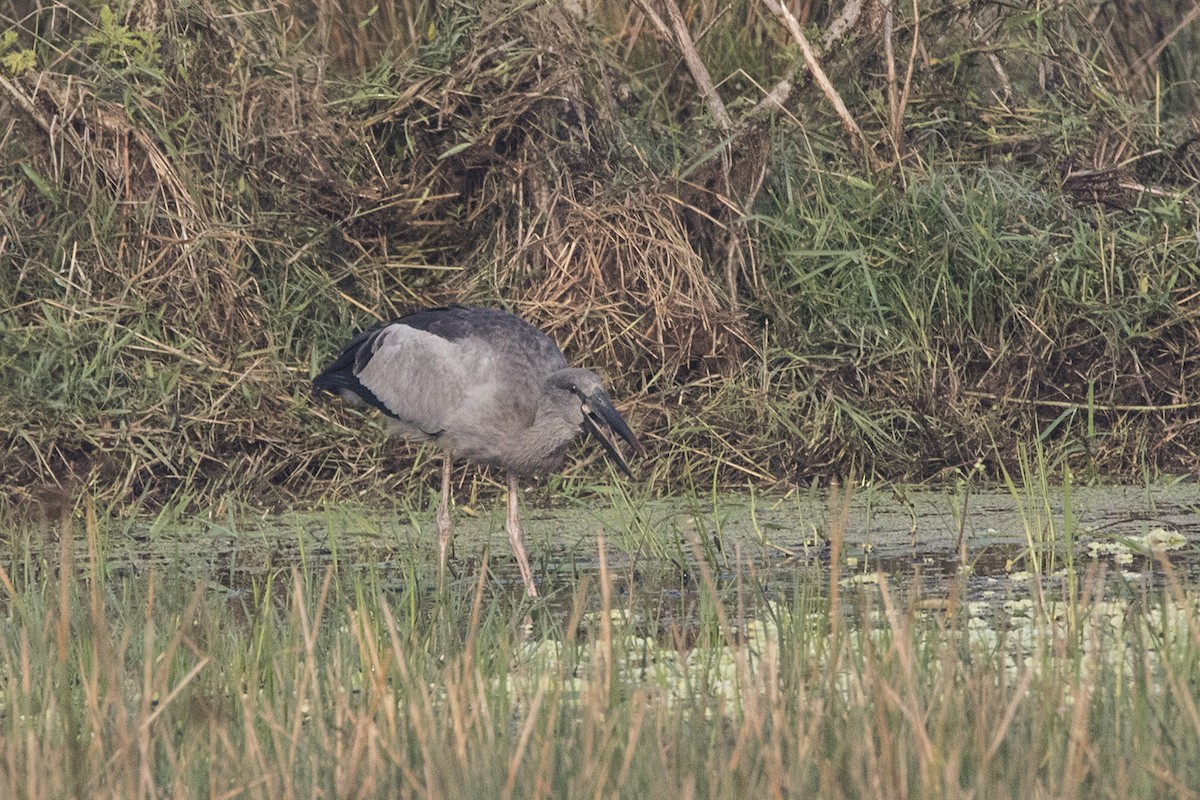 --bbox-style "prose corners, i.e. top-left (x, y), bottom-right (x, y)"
top-left (2, 0), bottom-right (1199, 511)
top-left (9, 74), bottom-right (262, 347)
top-left (490, 187), bottom-right (750, 384)
top-left (351, 0), bottom-right (749, 378)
